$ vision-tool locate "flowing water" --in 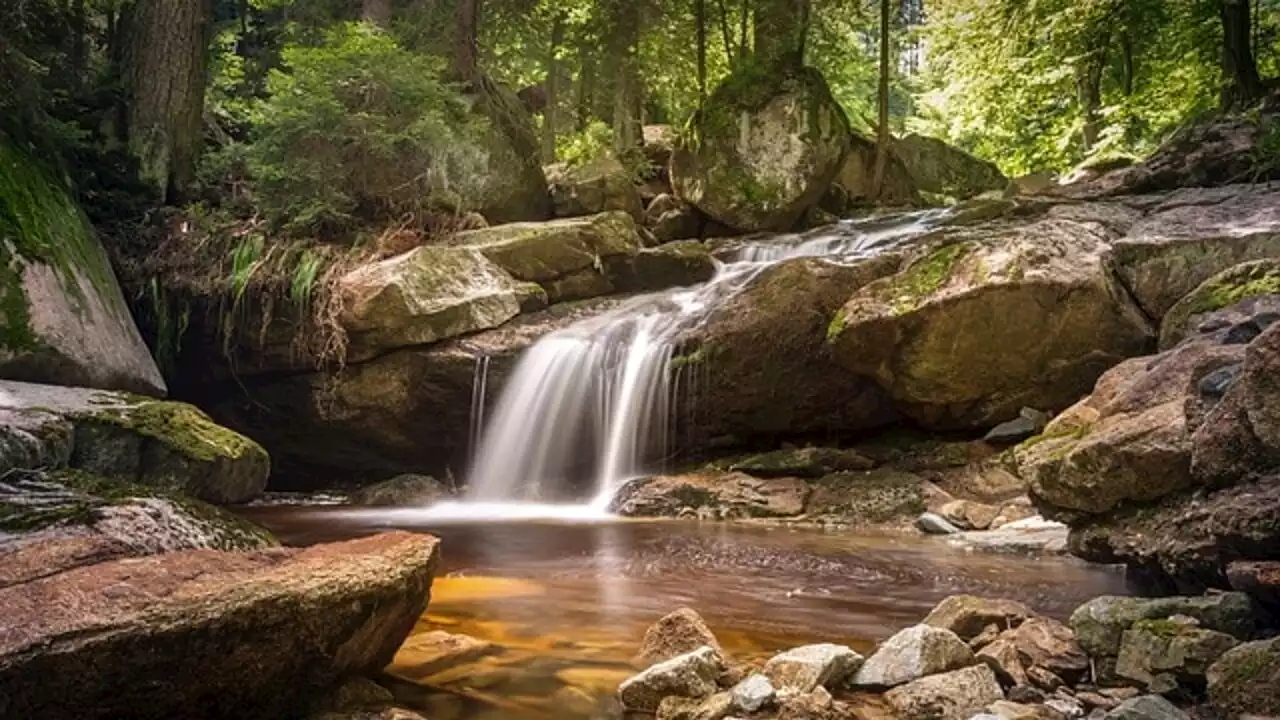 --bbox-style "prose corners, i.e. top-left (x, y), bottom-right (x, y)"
top-left (449, 212), bottom-right (947, 515)
top-left (242, 508), bottom-right (1128, 719)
